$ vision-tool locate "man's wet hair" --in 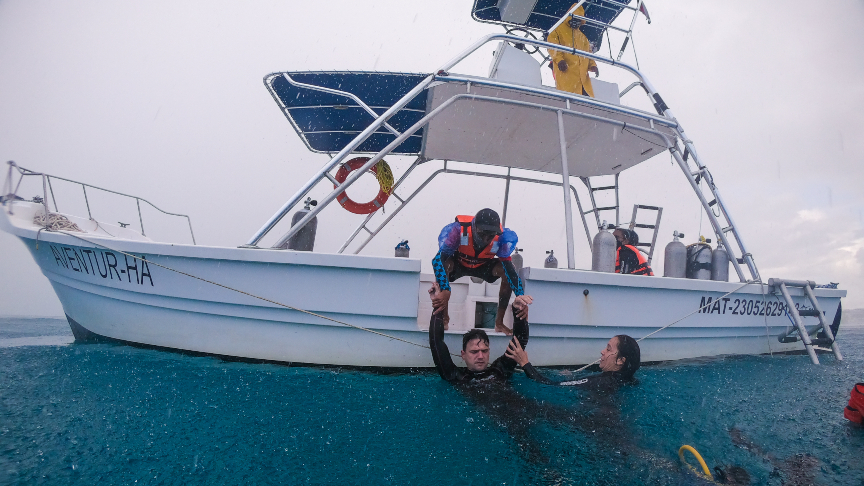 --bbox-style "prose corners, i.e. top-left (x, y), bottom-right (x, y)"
top-left (614, 334), bottom-right (641, 379)
top-left (463, 328), bottom-right (490, 350)
top-left (625, 229), bottom-right (640, 245)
